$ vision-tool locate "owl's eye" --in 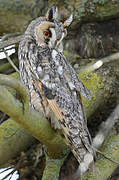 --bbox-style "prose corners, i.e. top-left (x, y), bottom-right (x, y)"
top-left (43, 30), bottom-right (52, 37)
